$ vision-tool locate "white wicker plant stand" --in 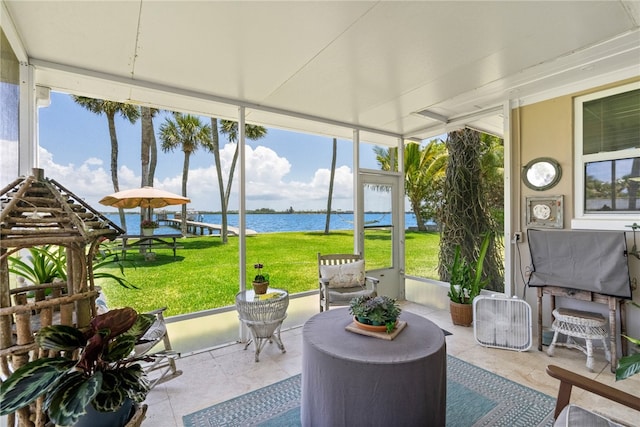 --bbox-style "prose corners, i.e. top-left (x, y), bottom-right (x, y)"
top-left (235, 289), bottom-right (289, 362)
top-left (547, 307), bottom-right (611, 371)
